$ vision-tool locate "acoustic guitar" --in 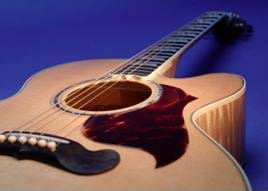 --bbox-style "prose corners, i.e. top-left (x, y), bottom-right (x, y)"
top-left (0, 11), bottom-right (252, 190)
